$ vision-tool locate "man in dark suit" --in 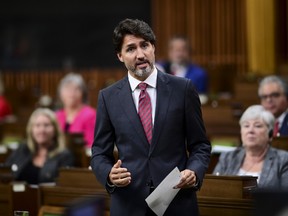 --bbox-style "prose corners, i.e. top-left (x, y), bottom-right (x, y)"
top-left (258, 75), bottom-right (288, 136)
top-left (91, 18), bottom-right (211, 216)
